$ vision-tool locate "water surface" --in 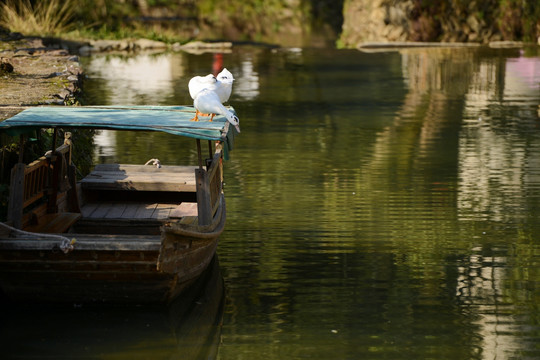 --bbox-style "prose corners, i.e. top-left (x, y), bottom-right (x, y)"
top-left (8, 45), bottom-right (540, 359)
